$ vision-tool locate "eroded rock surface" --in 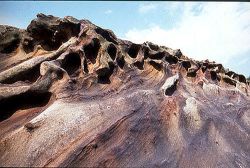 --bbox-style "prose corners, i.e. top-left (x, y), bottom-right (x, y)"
top-left (0, 14), bottom-right (250, 167)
